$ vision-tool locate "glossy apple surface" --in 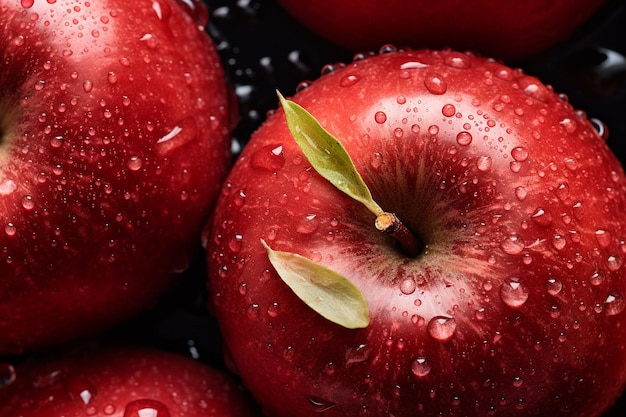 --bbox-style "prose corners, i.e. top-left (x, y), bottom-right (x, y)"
top-left (0, 344), bottom-right (260, 417)
top-left (206, 48), bottom-right (626, 417)
top-left (0, 0), bottom-right (231, 354)
top-left (275, 0), bottom-right (609, 61)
